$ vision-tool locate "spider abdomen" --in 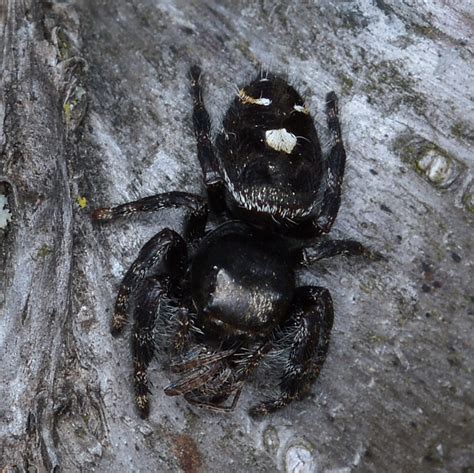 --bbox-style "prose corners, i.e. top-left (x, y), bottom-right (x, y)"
top-left (191, 225), bottom-right (294, 337)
